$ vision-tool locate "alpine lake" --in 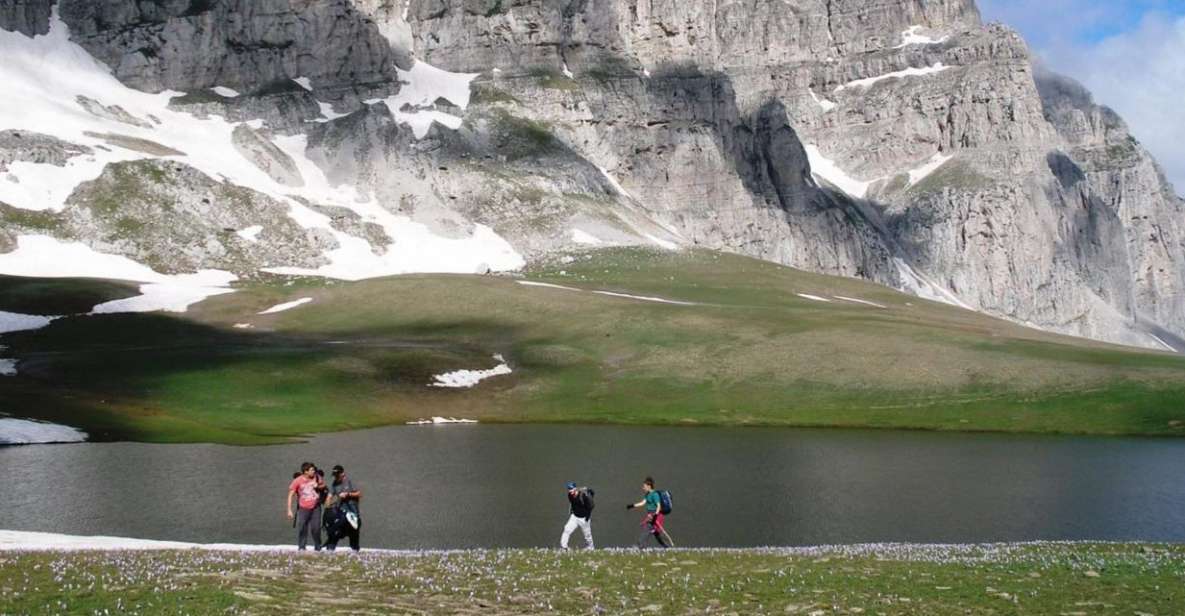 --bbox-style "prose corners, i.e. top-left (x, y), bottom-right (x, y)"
top-left (3, 424), bottom-right (1184, 549)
